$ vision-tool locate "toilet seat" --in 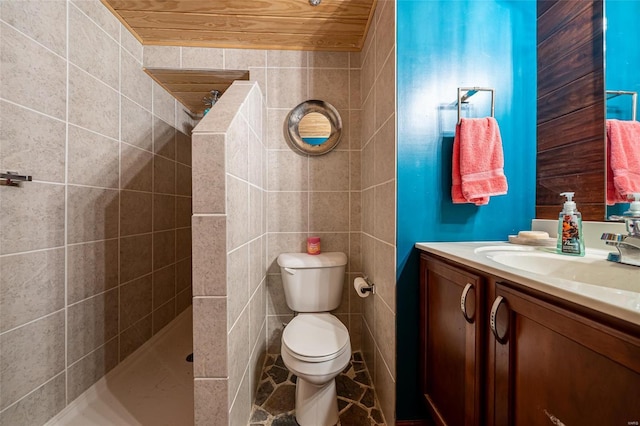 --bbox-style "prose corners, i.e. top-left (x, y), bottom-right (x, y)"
top-left (282, 313), bottom-right (349, 363)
